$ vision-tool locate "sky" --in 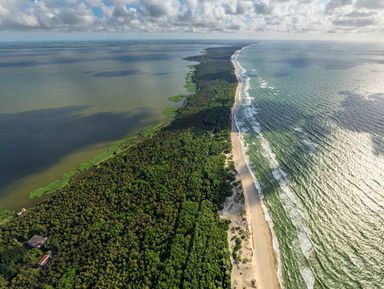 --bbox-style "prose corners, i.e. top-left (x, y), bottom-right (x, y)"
top-left (0, 0), bottom-right (383, 41)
